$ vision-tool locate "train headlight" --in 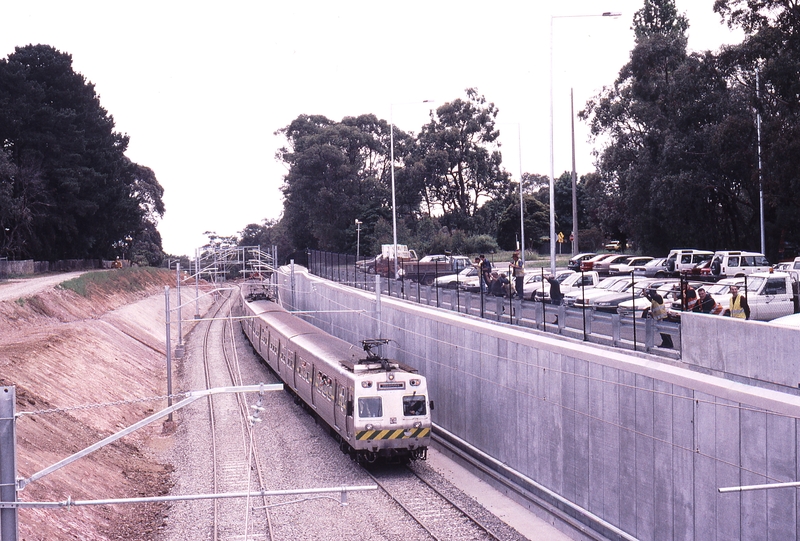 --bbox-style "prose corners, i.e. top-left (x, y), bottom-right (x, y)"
top-left (410, 379), bottom-right (421, 386)
top-left (361, 381), bottom-right (372, 388)
top-left (388, 373), bottom-right (395, 381)
top-left (365, 424), bottom-right (374, 431)
top-left (413, 422), bottom-right (422, 428)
